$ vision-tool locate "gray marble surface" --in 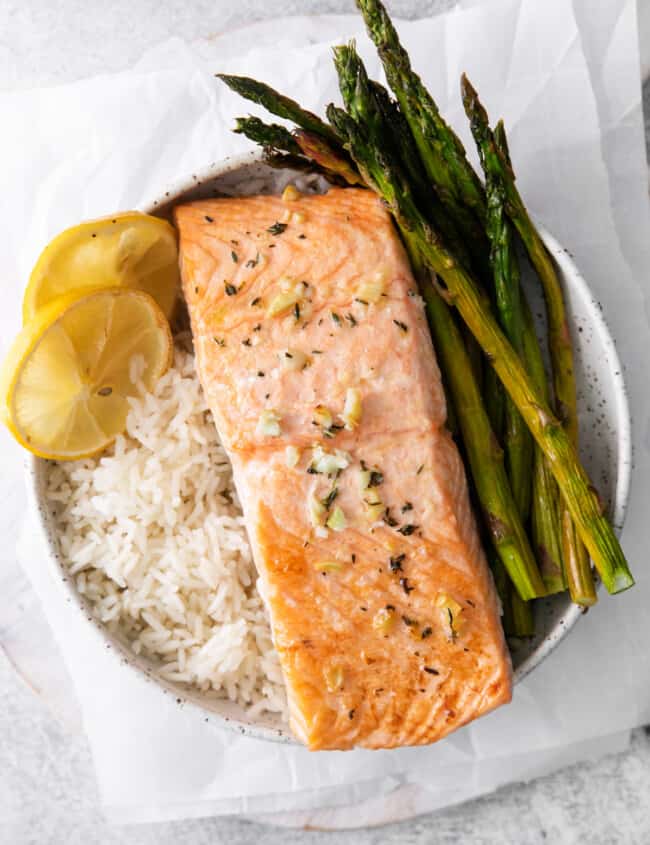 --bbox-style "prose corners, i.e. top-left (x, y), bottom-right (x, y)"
top-left (2, 1), bottom-right (650, 843)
